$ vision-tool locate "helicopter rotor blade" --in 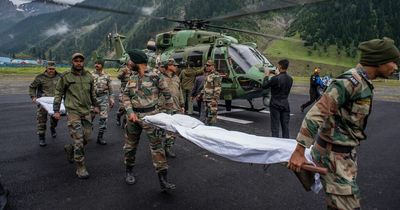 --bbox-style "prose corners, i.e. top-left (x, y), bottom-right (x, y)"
top-left (205, 24), bottom-right (304, 43)
top-left (35, 0), bottom-right (184, 22)
top-left (205, 0), bottom-right (328, 22)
